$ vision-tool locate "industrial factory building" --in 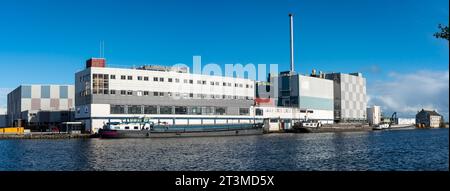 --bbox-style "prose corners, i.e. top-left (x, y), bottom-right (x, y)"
top-left (325, 73), bottom-right (367, 123)
top-left (269, 71), bottom-right (335, 124)
top-left (75, 58), bottom-right (256, 133)
top-left (7, 85), bottom-right (75, 130)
